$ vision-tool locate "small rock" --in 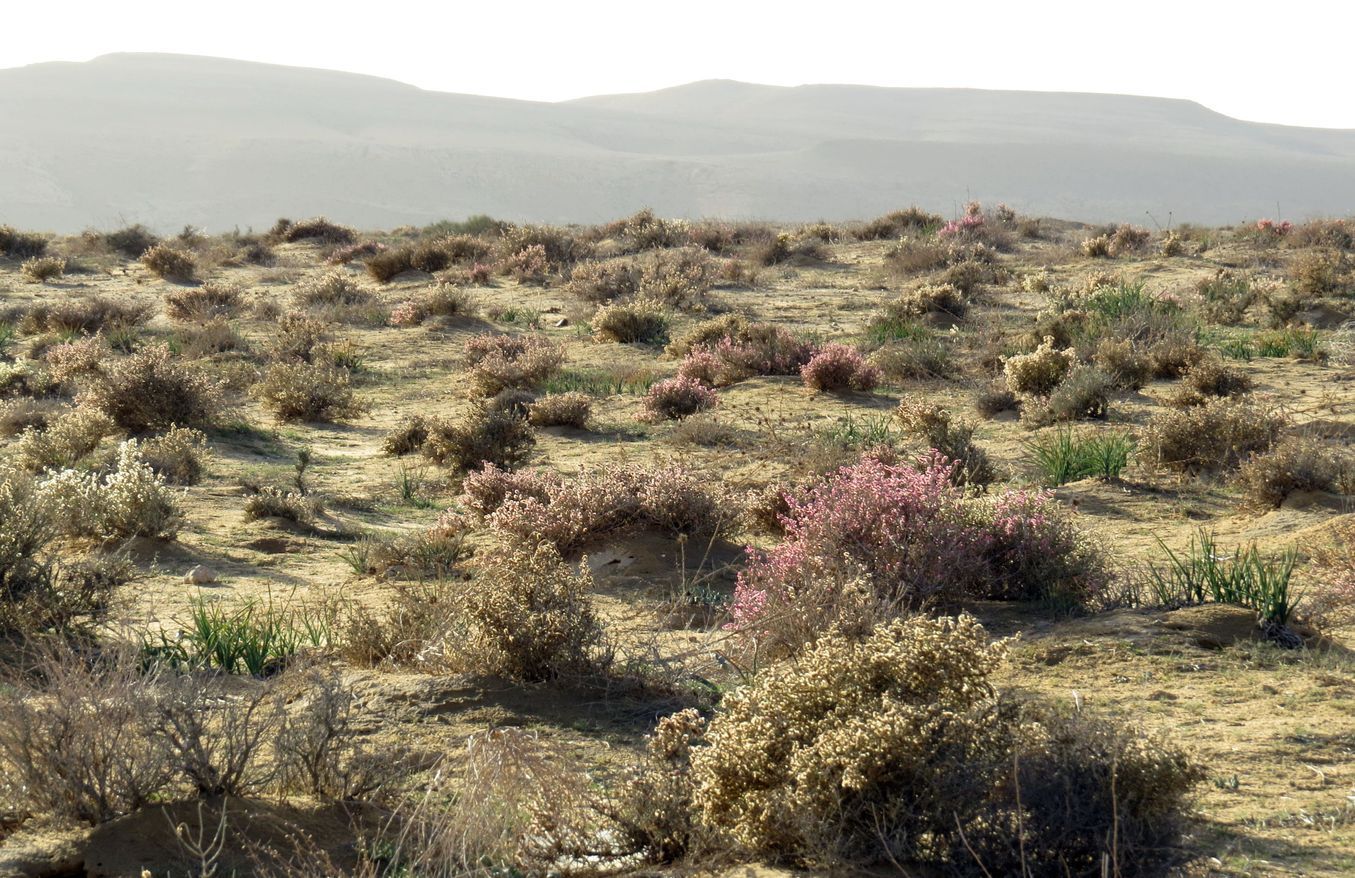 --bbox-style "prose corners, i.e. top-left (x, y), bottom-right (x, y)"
top-left (183, 565), bottom-right (217, 585)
